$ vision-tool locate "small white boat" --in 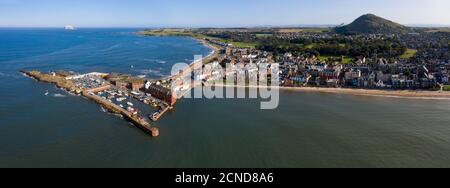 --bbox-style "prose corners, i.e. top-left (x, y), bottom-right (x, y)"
top-left (44, 90), bottom-right (49, 96)
top-left (127, 102), bottom-right (134, 107)
top-left (116, 97), bottom-right (126, 102)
